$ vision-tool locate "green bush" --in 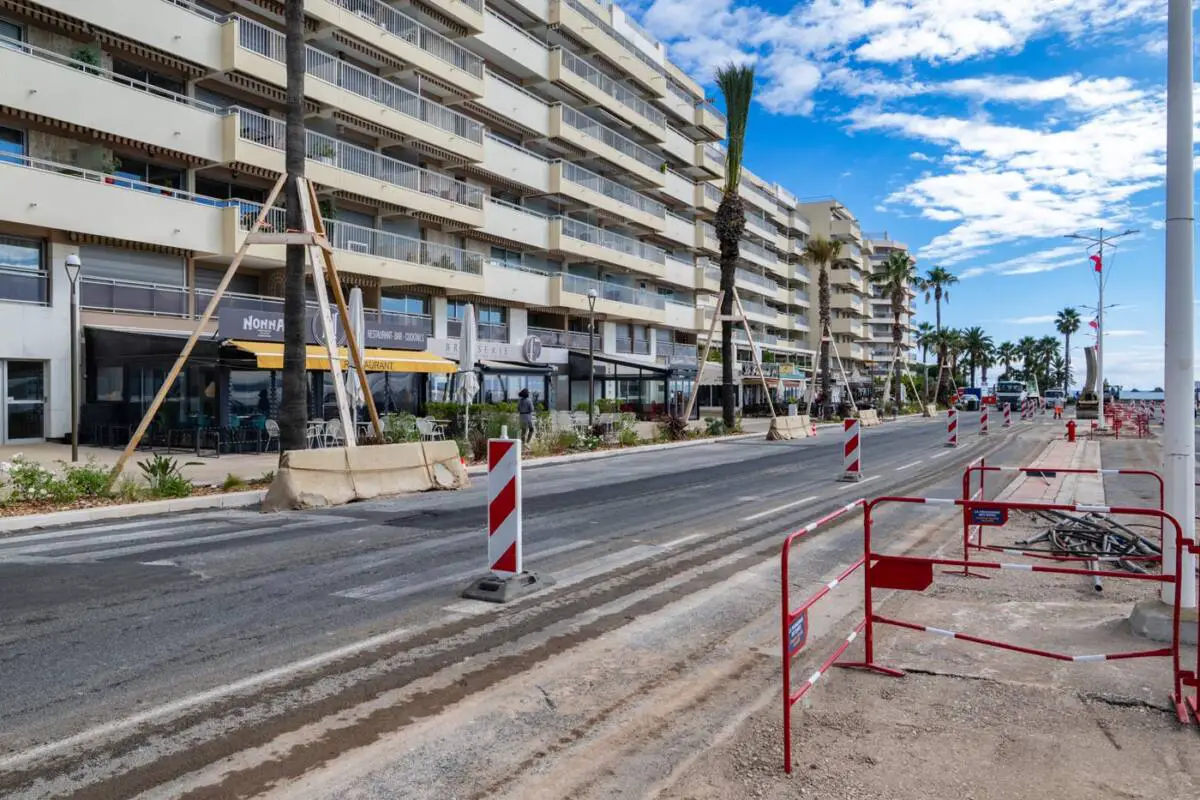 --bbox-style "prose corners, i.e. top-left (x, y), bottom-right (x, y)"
top-left (554, 429), bottom-right (580, 452)
top-left (222, 473), bottom-right (247, 491)
top-left (704, 417), bottom-right (726, 436)
top-left (60, 460), bottom-right (112, 498)
top-left (658, 416), bottom-right (689, 442)
top-left (618, 427), bottom-right (639, 447)
top-left (137, 454), bottom-right (198, 499)
top-left (382, 412), bottom-right (419, 443)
